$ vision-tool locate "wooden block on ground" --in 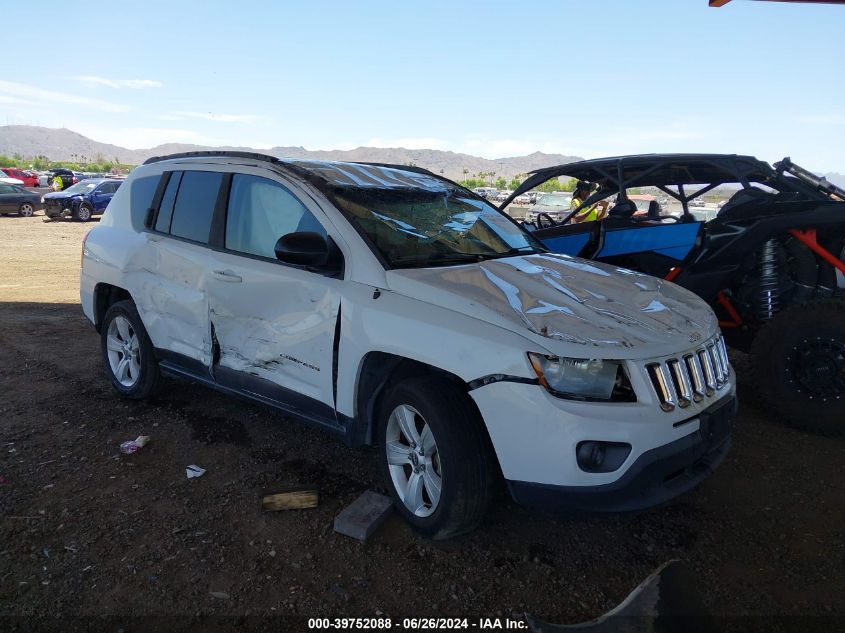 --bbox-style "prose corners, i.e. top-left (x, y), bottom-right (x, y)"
top-left (334, 490), bottom-right (393, 541)
top-left (262, 487), bottom-right (318, 511)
